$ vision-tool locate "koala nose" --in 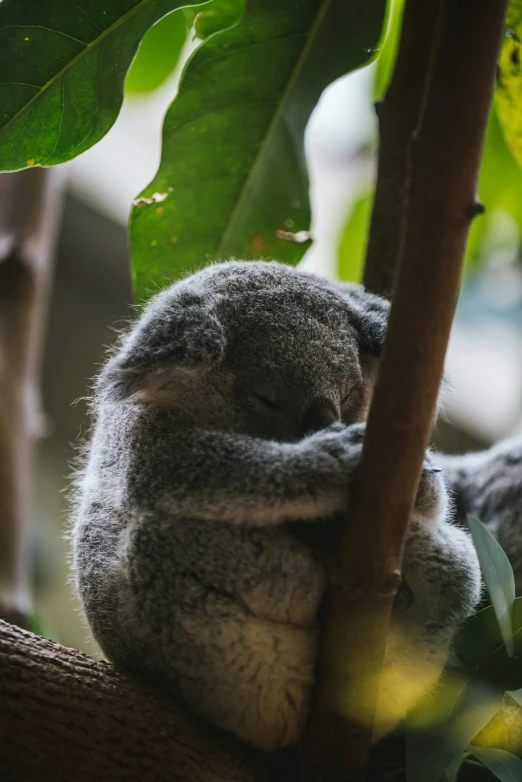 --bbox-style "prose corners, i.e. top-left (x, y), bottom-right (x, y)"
top-left (301, 399), bottom-right (339, 436)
